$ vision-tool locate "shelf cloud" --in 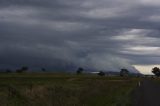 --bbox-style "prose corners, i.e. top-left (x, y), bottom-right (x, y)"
top-left (0, 0), bottom-right (160, 73)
